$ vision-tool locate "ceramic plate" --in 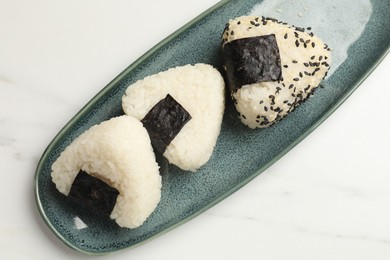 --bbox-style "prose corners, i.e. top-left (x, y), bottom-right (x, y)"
top-left (34, 0), bottom-right (390, 255)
